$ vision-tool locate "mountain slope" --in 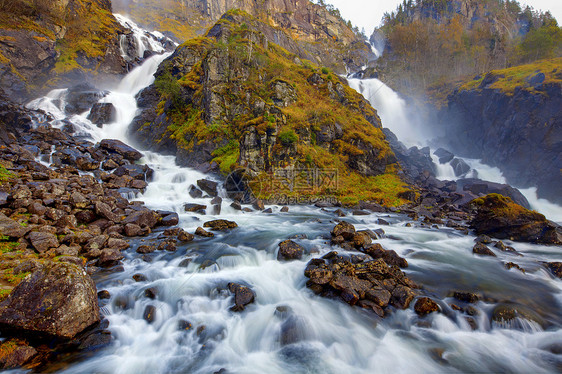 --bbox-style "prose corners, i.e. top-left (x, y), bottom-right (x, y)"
top-left (112, 0), bottom-right (374, 74)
